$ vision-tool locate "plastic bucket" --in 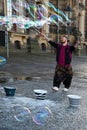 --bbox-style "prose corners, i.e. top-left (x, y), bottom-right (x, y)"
top-left (4, 86), bottom-right (16, 96)
top-left (67, 95), bottom-right (81, 107)
top-left (34, 89), bottom-right (47, 100)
